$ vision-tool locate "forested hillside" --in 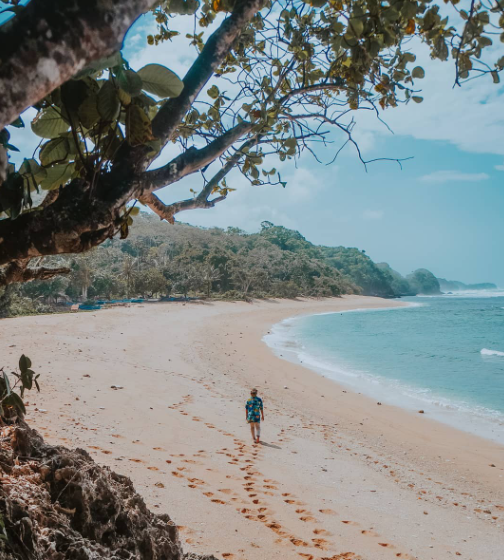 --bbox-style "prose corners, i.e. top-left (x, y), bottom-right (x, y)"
top-left (1, 214), bottom-right (443, 315)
